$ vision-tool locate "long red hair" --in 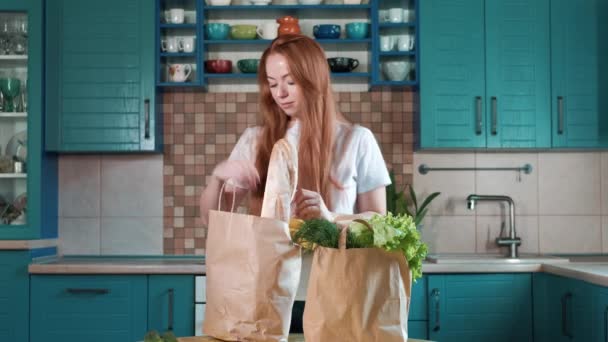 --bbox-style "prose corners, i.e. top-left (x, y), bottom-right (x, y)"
top-left (255, 34), bottom-right (344, 208)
